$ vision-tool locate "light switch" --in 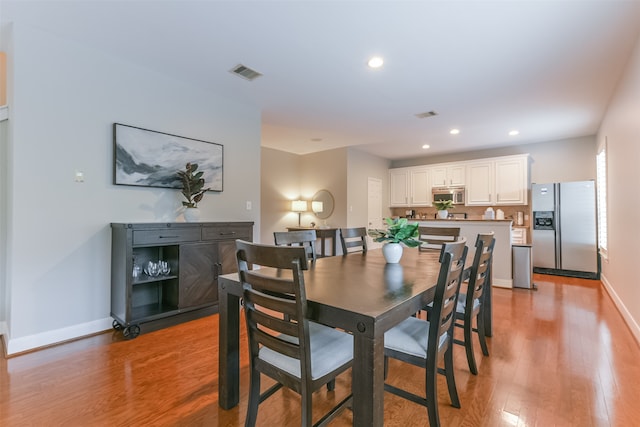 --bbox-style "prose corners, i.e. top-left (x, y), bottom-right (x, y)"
top-left (246, 201), bottom-right (252, 210)
top-left (75, 171), bottom-right (84, 183)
